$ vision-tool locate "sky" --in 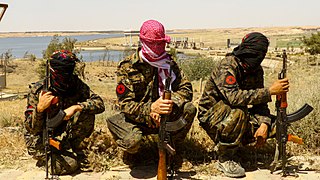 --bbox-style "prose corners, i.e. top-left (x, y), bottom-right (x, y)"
top-left (0, 0), bottom-right (319, 32)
